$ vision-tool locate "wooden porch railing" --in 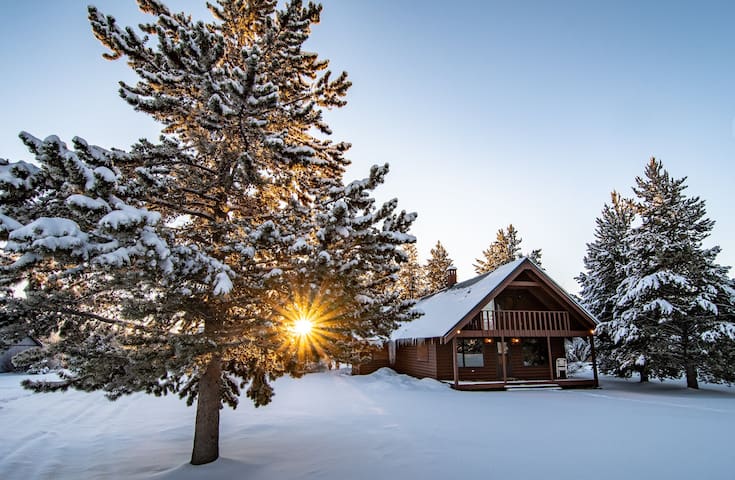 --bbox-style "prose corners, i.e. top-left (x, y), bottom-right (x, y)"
top-left (465, 310), bottom-right (571, 336)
